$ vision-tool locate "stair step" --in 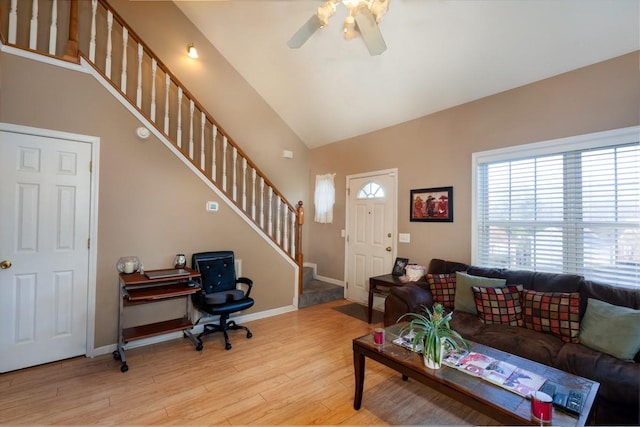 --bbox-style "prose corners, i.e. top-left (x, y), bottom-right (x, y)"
top-left (302, 266), bottom-right (314, 287)
top-left (298, 279), bottom-right (344, 309)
